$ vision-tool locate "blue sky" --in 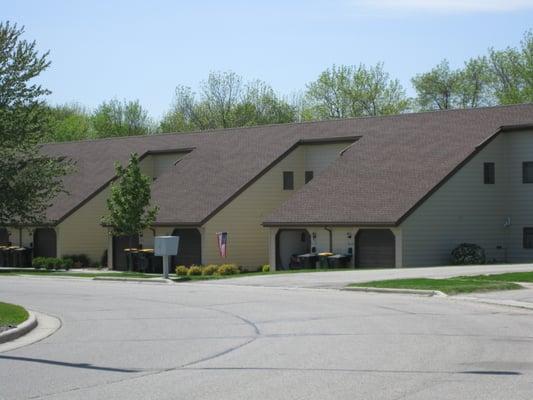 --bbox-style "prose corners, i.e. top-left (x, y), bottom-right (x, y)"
top-left (4, 0), bottom-right (533, 119)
